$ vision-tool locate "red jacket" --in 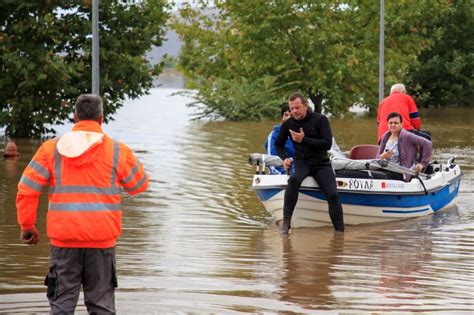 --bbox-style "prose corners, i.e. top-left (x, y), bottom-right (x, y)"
top-left (17, 120), bottom-right (149, 248)
top-left (377, 92), bottom-right (421, 141)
